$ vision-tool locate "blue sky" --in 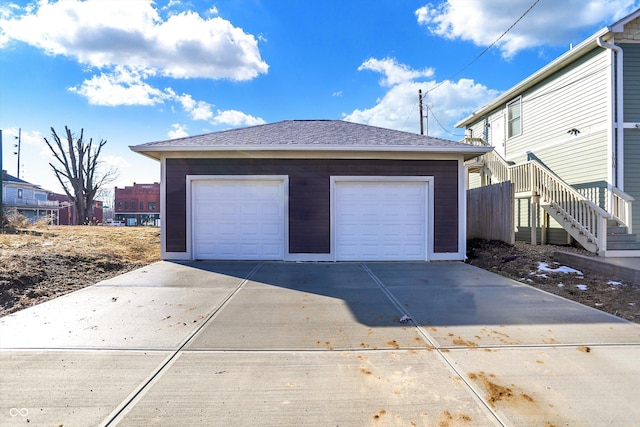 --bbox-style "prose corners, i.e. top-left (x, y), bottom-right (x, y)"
top-left (1, 0), bottom-right (638, 196)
